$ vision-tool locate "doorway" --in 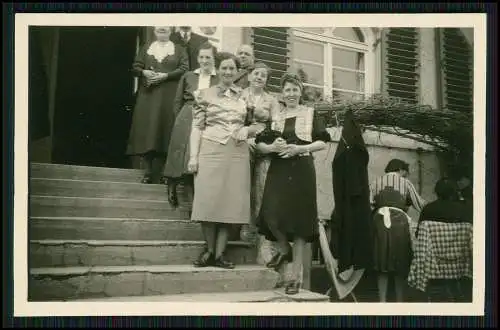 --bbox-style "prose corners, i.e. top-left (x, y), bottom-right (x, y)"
top-left (52, 26), bottom-right (140, 168)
